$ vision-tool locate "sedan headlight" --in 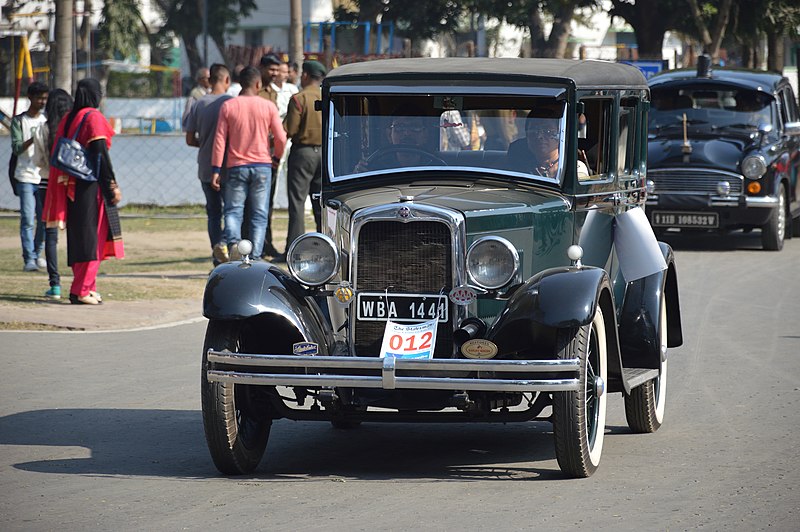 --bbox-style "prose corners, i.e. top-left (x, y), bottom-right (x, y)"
top-left (287, 233), bottom-right (338, 286)
top-left (741, 155), bottom-right (767, 180)
top-left (466, 236), bottom-right (519, 290)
